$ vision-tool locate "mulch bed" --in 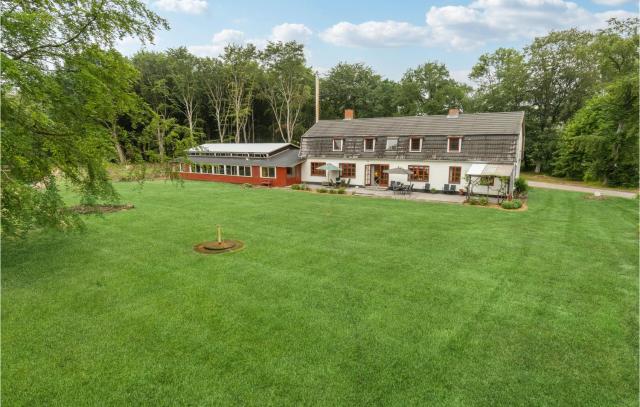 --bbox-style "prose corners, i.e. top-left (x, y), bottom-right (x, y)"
top-left (72, 203), bottom-right (135, 214)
